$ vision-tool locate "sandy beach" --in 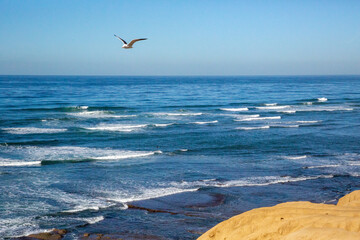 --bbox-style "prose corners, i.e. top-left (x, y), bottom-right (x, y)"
top-left (198, 190), bottom-right (360, 240)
